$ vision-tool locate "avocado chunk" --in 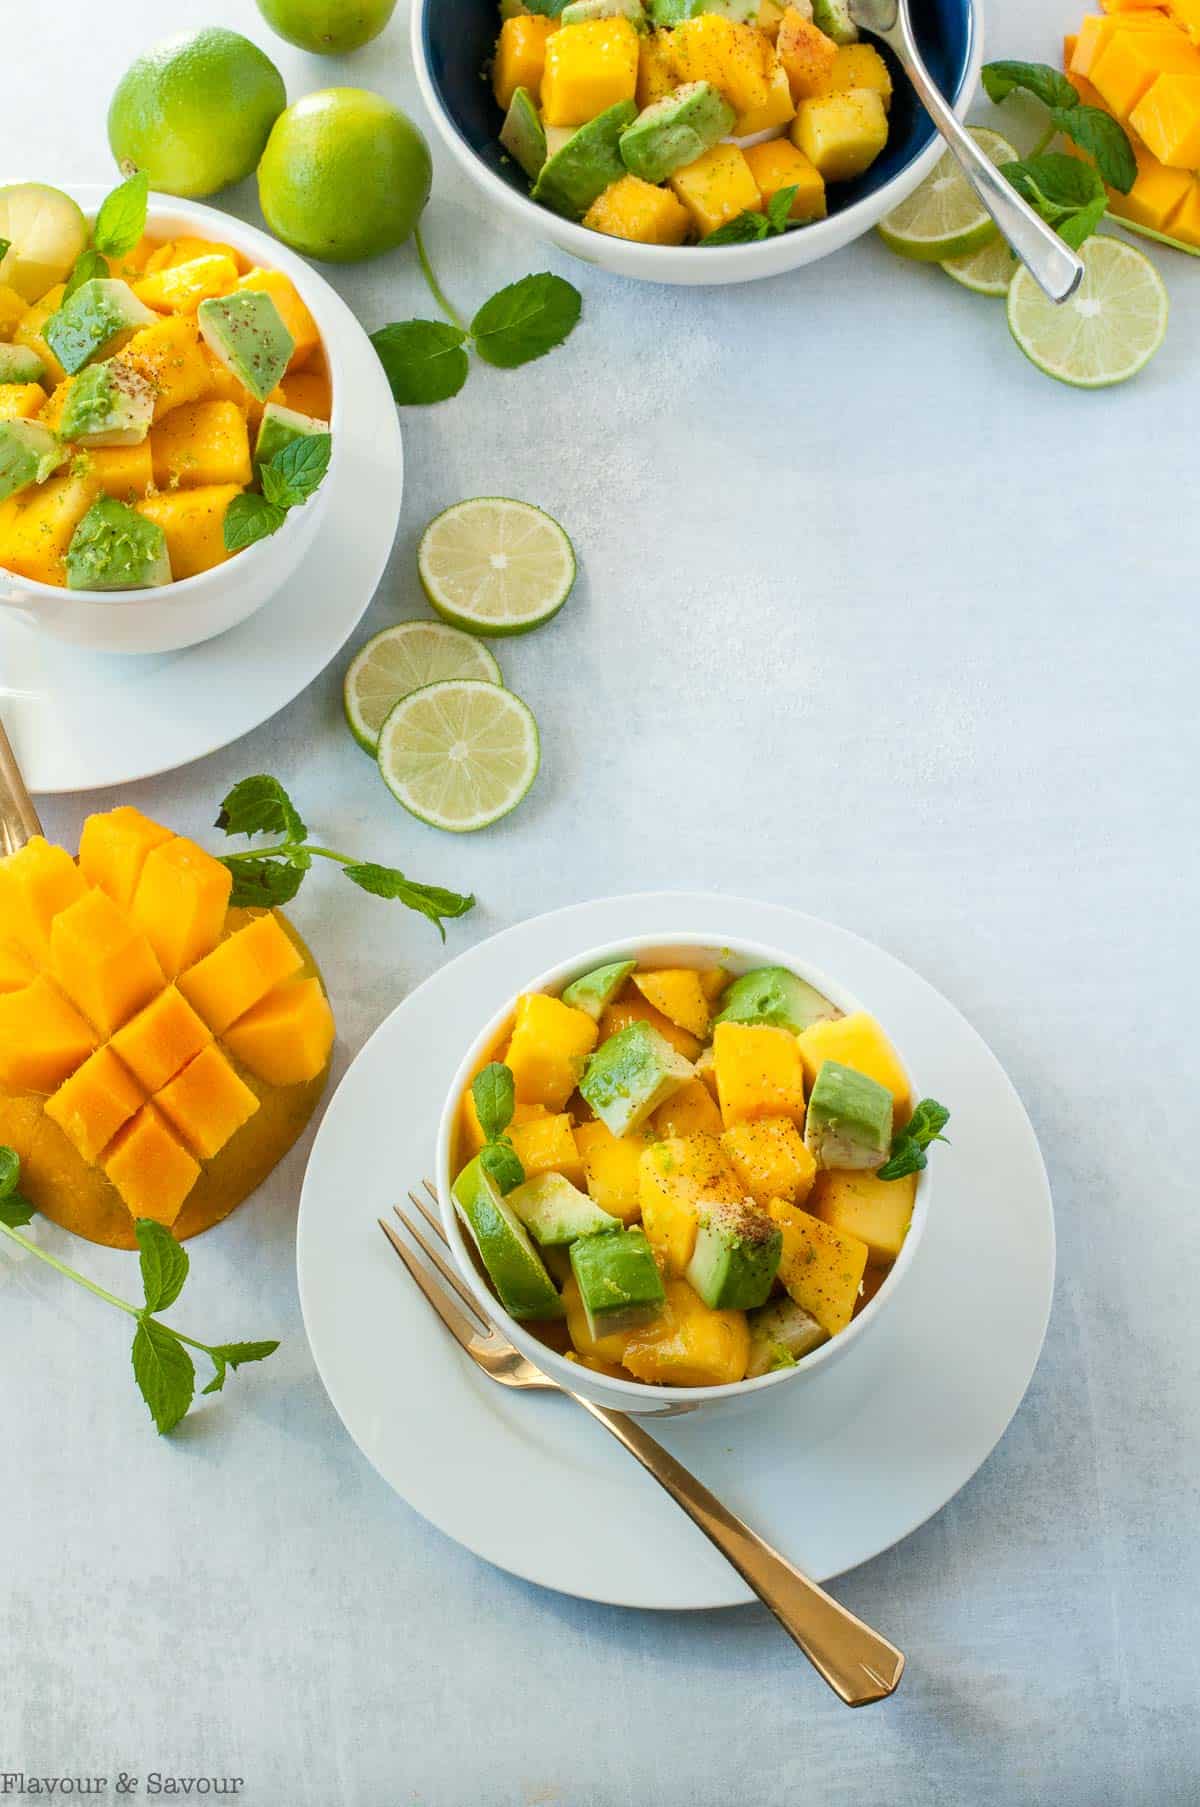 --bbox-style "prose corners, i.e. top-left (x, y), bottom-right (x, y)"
top-left (44, 279), bottom-right (156, 376)
top-left (254, 401), bottom-right (328, 477)
top-left (198, 290), bottom-right (295, 403)
top-left (59, 360), bottom-right (155, 447)
top-left (745, 1296), bottom-right (829, 1376)
top-left (0, 345), bottom-right (46, 385)
top-left (562, 0), bottom-right (647, 25)
top-left (811, 0), bottom-right (859, 41)
top-left (685, 1195), bottom-right (781, 1310)
top-left (452, 1154), bottom-right (563, 1319)
top-left (500, 86), bottom-right (549, 182)
top-left (579, 1019), bottom-right (693, 1137)
top-left (0, 421), bottom-right (66, 505)
top-left (507, 1171), bottom-right (620, 1246)
top-left (620, 81), bottom-right (736, 183)
top-left (804, 1060), bottom-right (893, 1170)
top-left (65, 496), bottom-right (171, 592)
top-left (648, 0), bottom-right (757, 22)
top-left (570, 1227), bottom-right (665, 1339)
top-left (715, 965), bottom-right (837, 1035)
top-left (532, 100), bottom-right (637, 220)
top-left (561, 958), bottom-right (636, 1021)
